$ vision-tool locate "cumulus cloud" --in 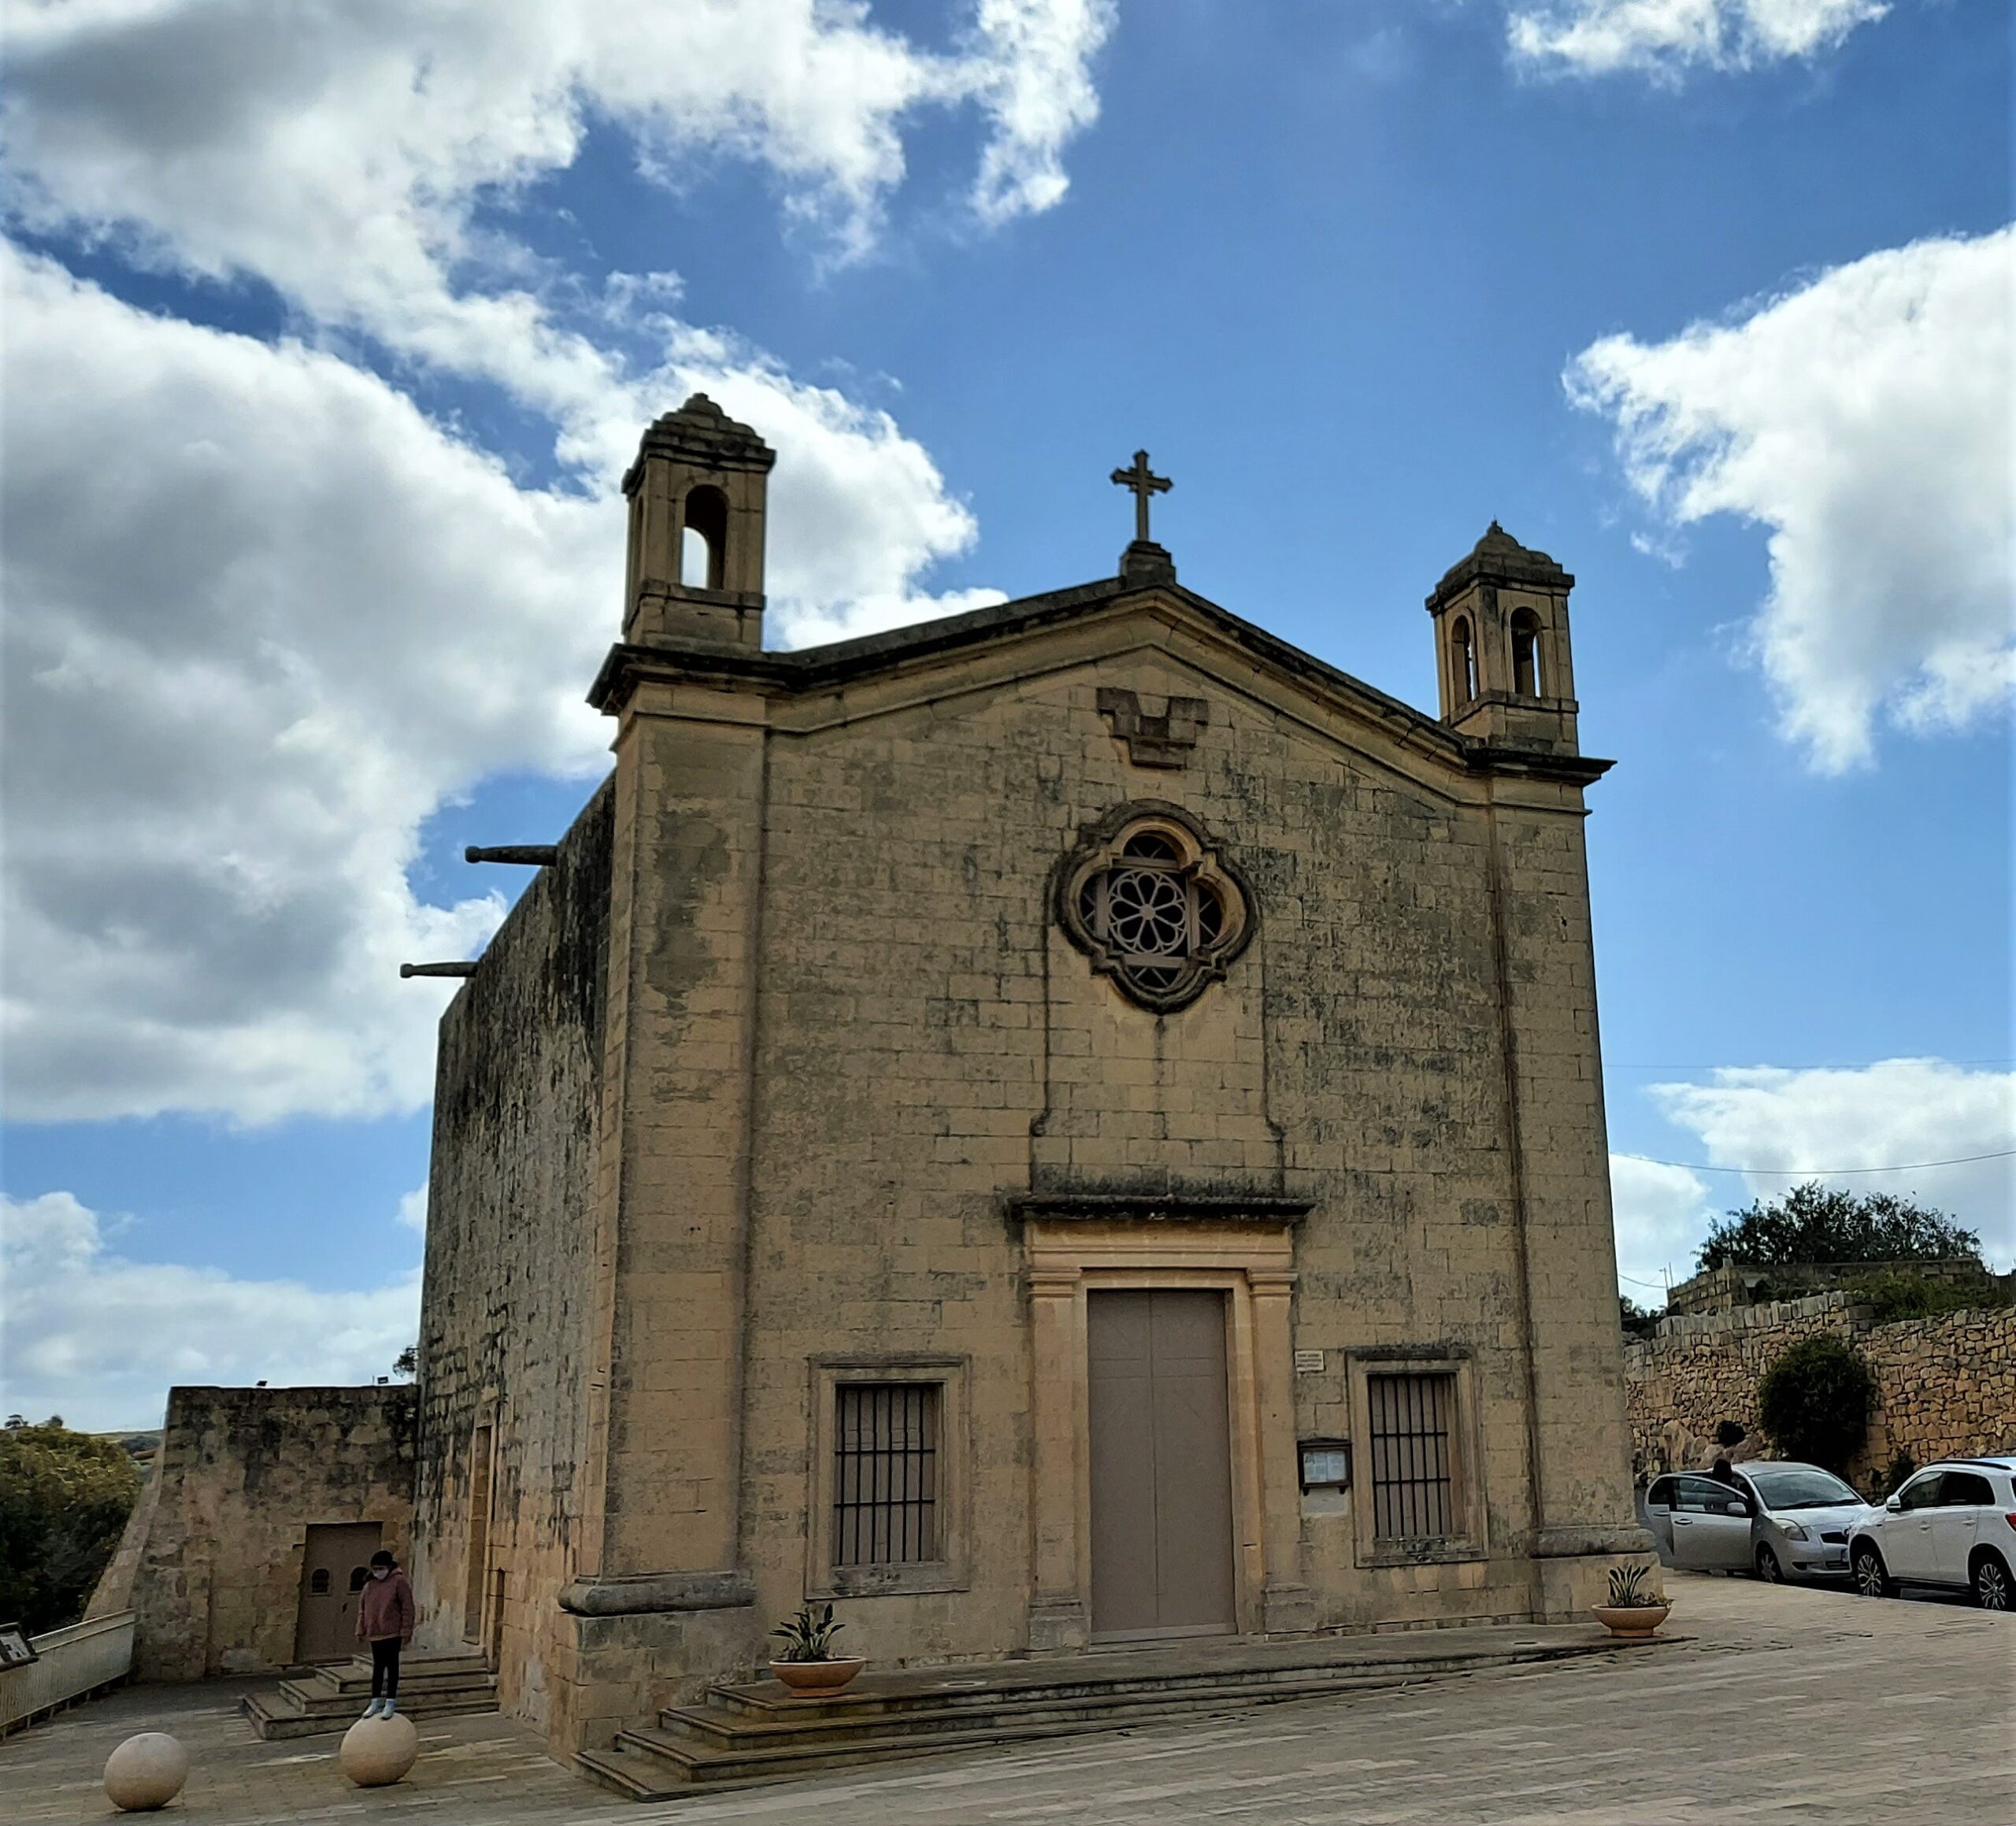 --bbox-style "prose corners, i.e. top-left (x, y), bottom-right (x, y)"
top-left (1509, 0), bottom-right (1887, 76)
top-left (1, 248), bottom-right (987, 1124)
top-left (3, 0), bottom-right (1114, 413)
top-left (1609, 1154), bottom-right (1716, 1298)
top-left (0, 0), bottom-right (1105, 1128)
top-left (2, 1191), bottom-right (421, 1432)
top-left (1610, 1058), bottom-right (2016, 1294)
top-left (1568, 228), bottom-right (2014, 771)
